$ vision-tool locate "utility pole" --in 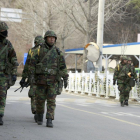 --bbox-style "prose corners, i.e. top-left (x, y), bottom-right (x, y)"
top-left (96, 0), bottom-right (105, 71)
